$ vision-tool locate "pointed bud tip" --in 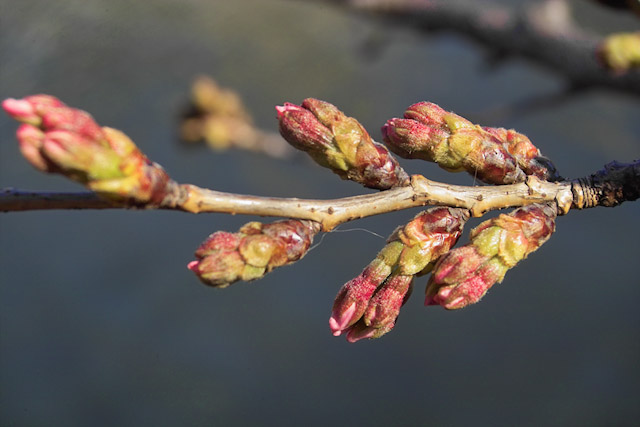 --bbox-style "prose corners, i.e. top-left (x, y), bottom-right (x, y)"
top-left (346, 328), bottom-right (376, 343)
top-left (329, 302), bottom-right (356, 335)
top-left (187, 260), bottom-right (199, 271)
top-left (443, 296), bottom-right (466, 310)
top-left (2, 98), bottom-right (34, 119)
top-left (275, 103), bottom-right (300, 117)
